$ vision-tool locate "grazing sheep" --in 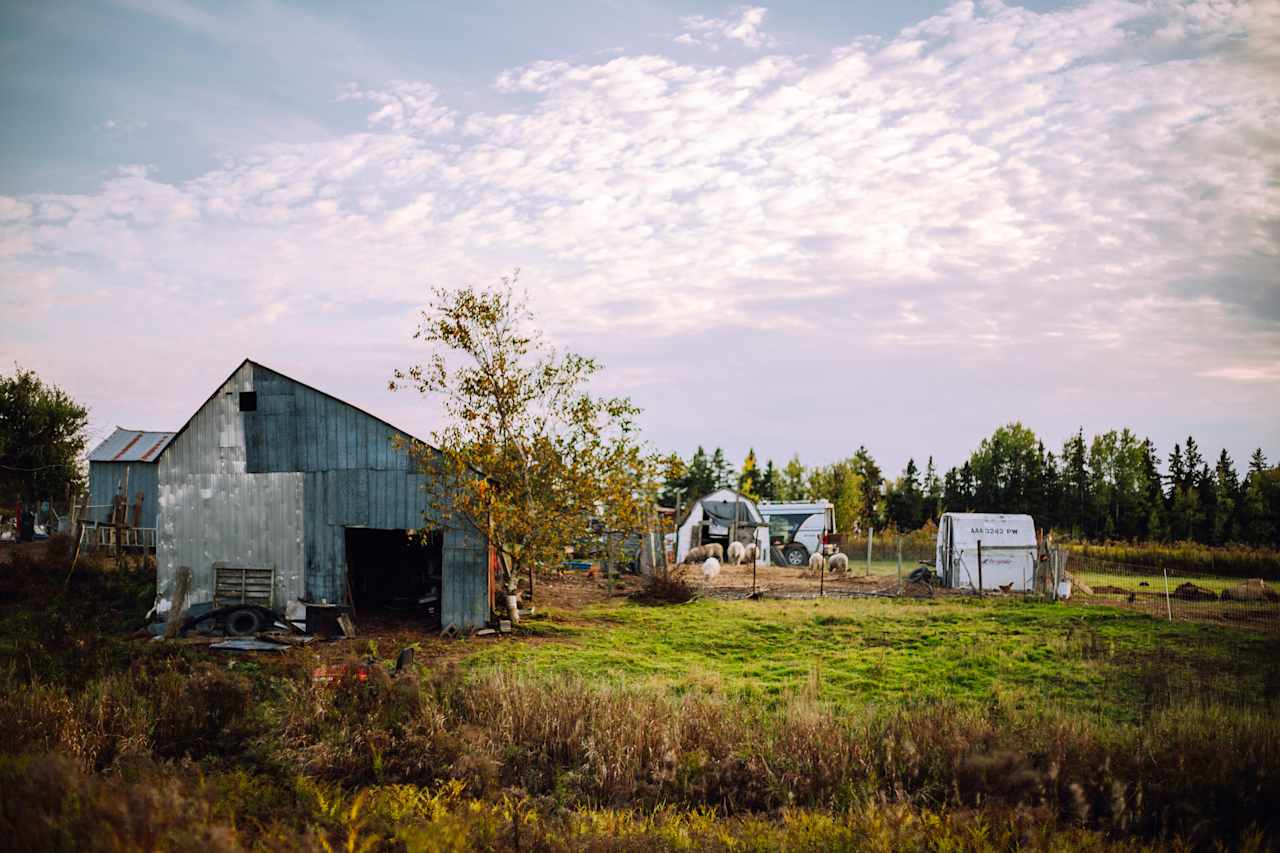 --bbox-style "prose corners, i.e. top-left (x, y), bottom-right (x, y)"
top-left (702, 557), bottom-right (721, 580)
top-left (827, 552), bottom-right (849, 573)
top-left (684, 545), bottom-right (709, 563)
top-left (727, 541), bottom-right (745, 564)
top-left (738, 543), bottom-right (757, 565)
top-left (808, 552), bottom-right (827, 574)
top-left (705, 543), bottom-right (724, 562)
